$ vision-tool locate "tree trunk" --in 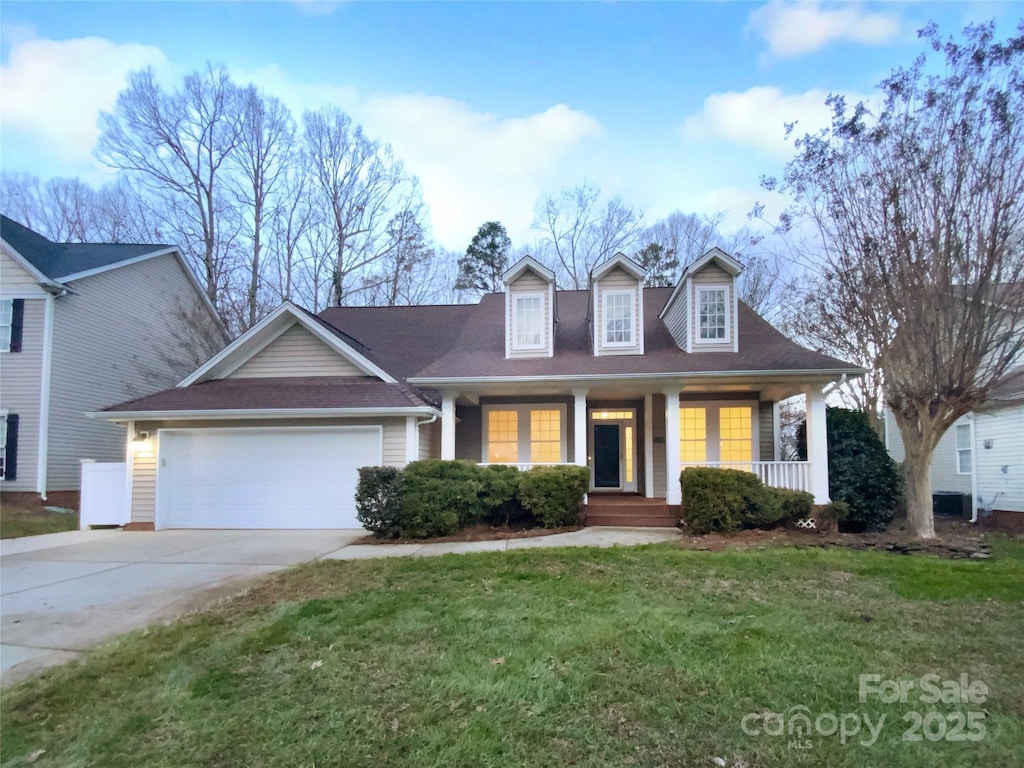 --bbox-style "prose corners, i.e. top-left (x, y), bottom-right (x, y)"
top-left (902, 438), bottom-right (936, 539)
